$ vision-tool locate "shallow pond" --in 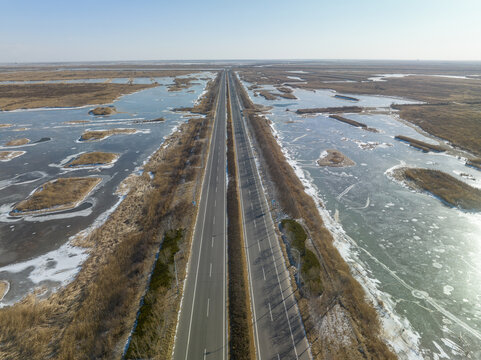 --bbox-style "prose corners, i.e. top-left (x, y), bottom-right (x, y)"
top-left (0, 73), bottom-right (214, 305)
top-left (245, 83), bottom-right (481, 359)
